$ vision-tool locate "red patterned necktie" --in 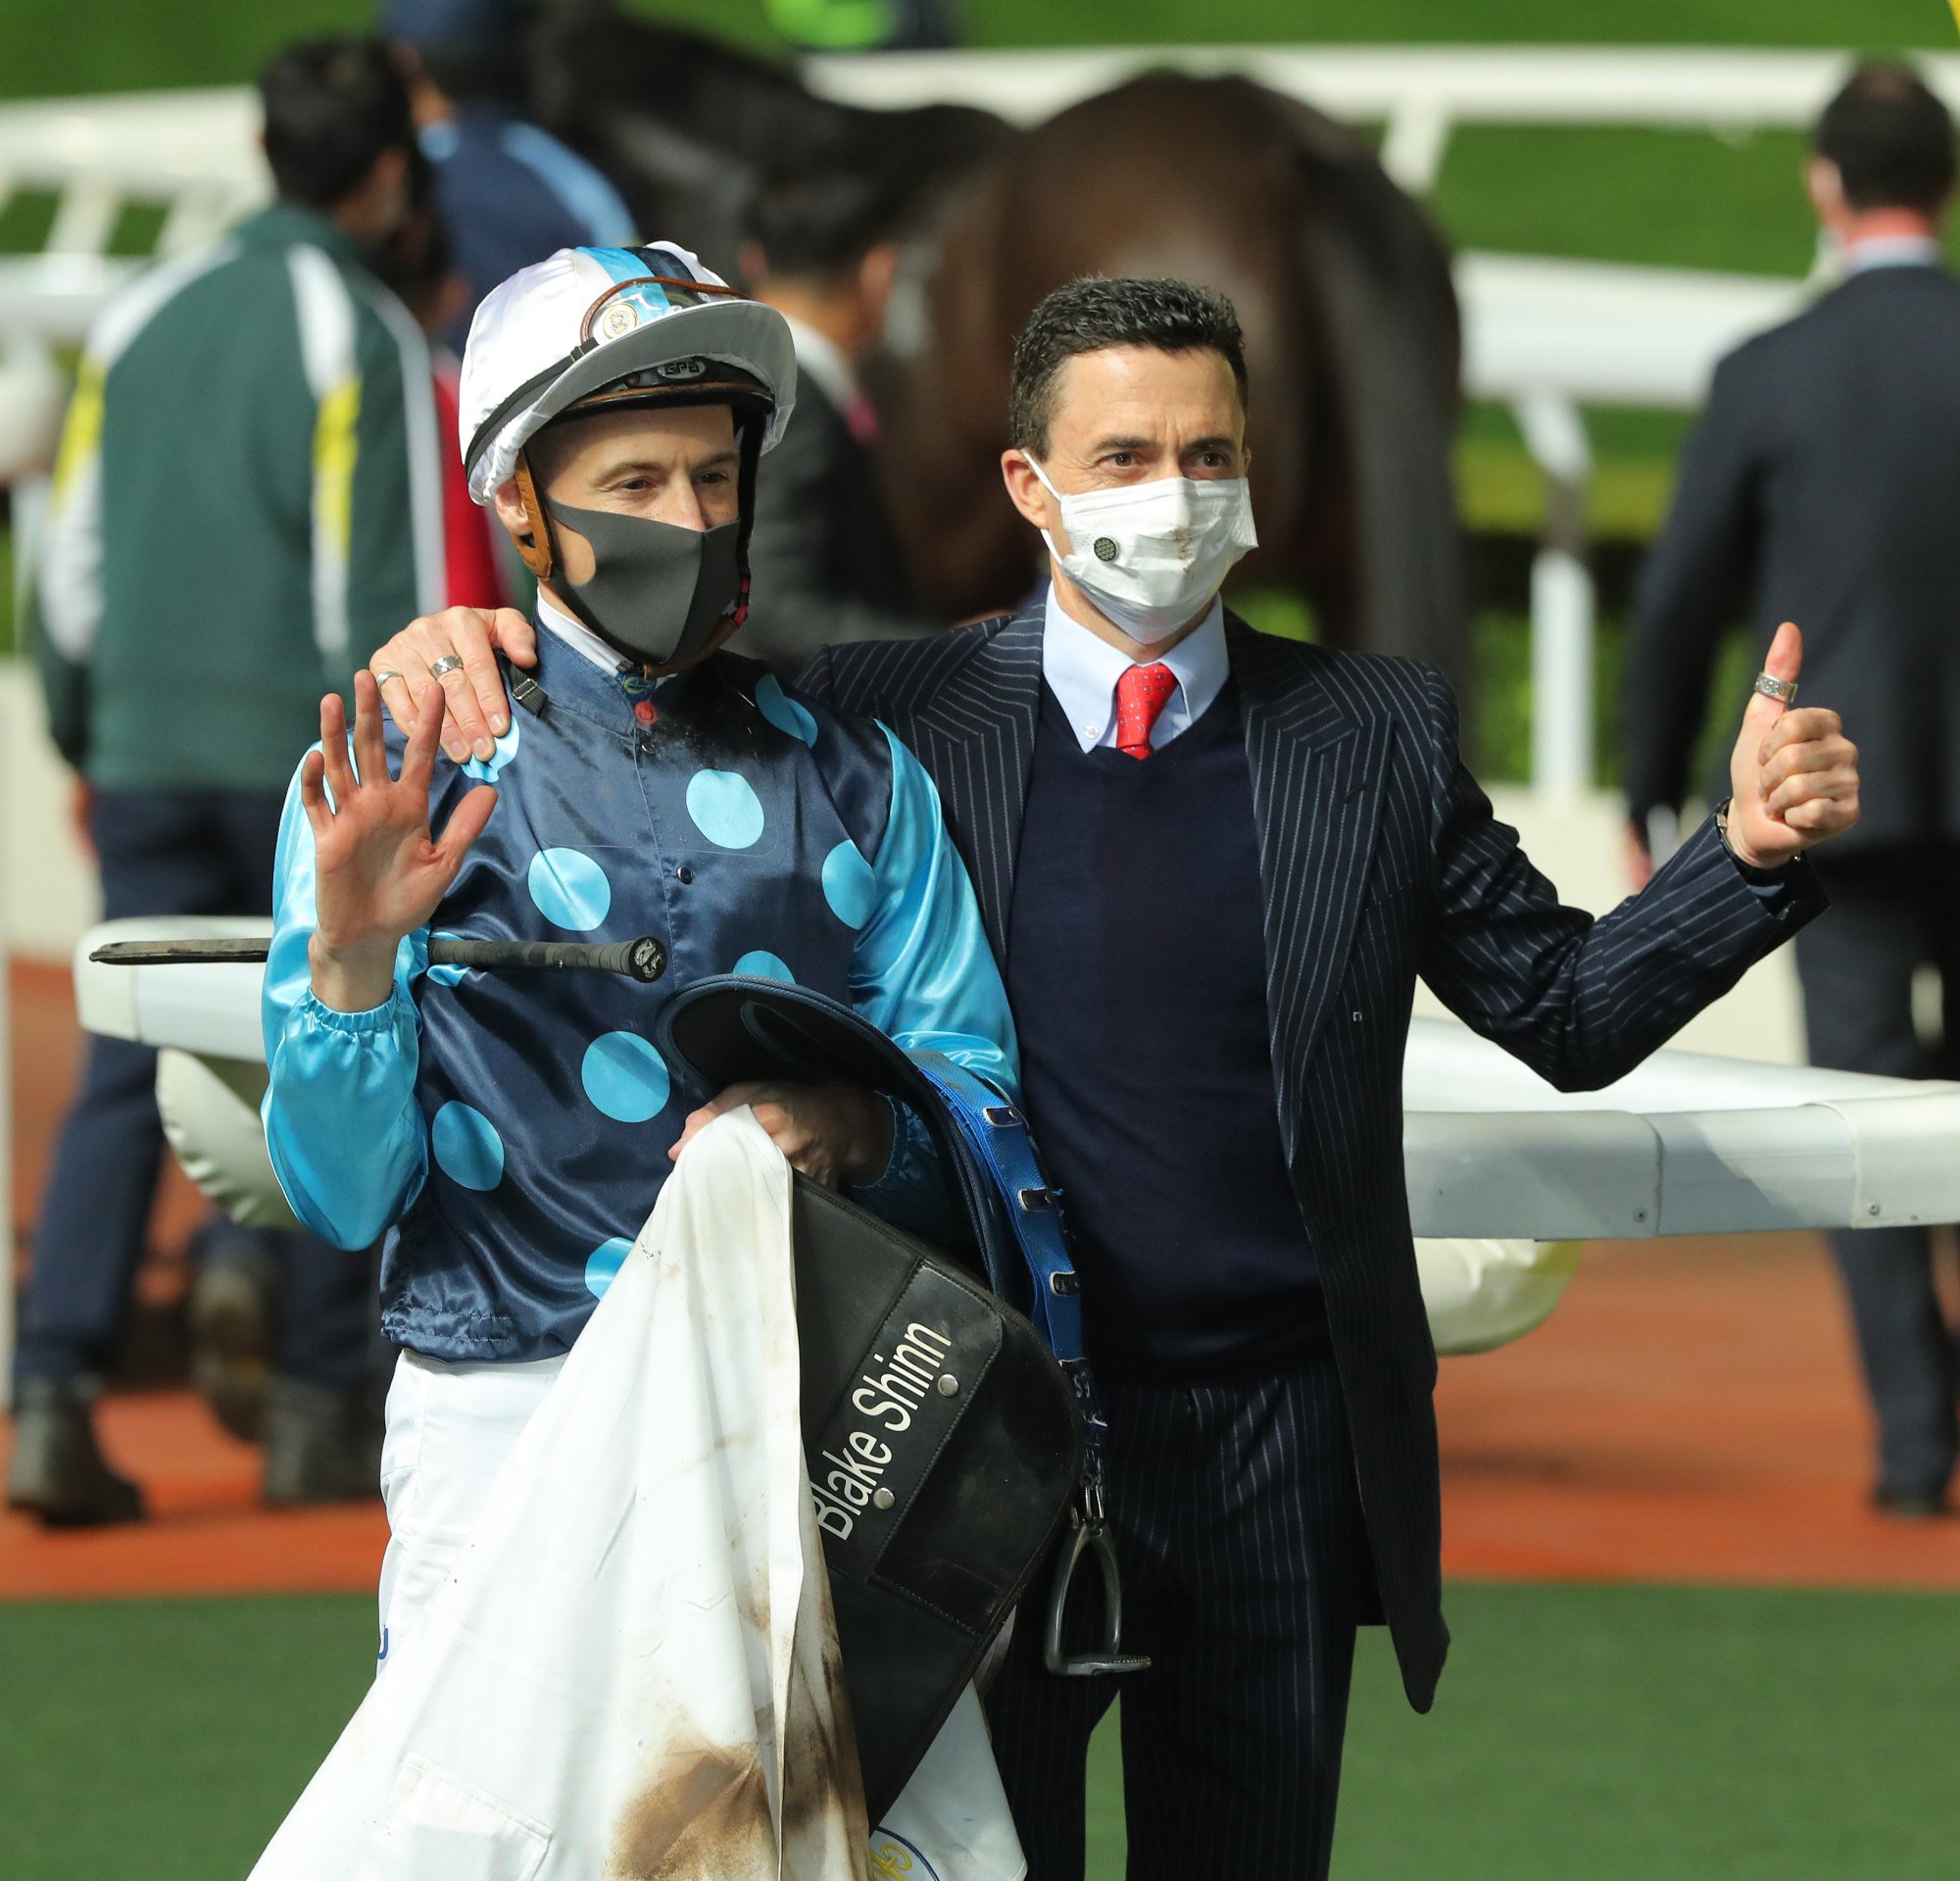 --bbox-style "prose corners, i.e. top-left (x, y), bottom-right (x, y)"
top-left (1113, 663), bottom-right (1178, 760)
